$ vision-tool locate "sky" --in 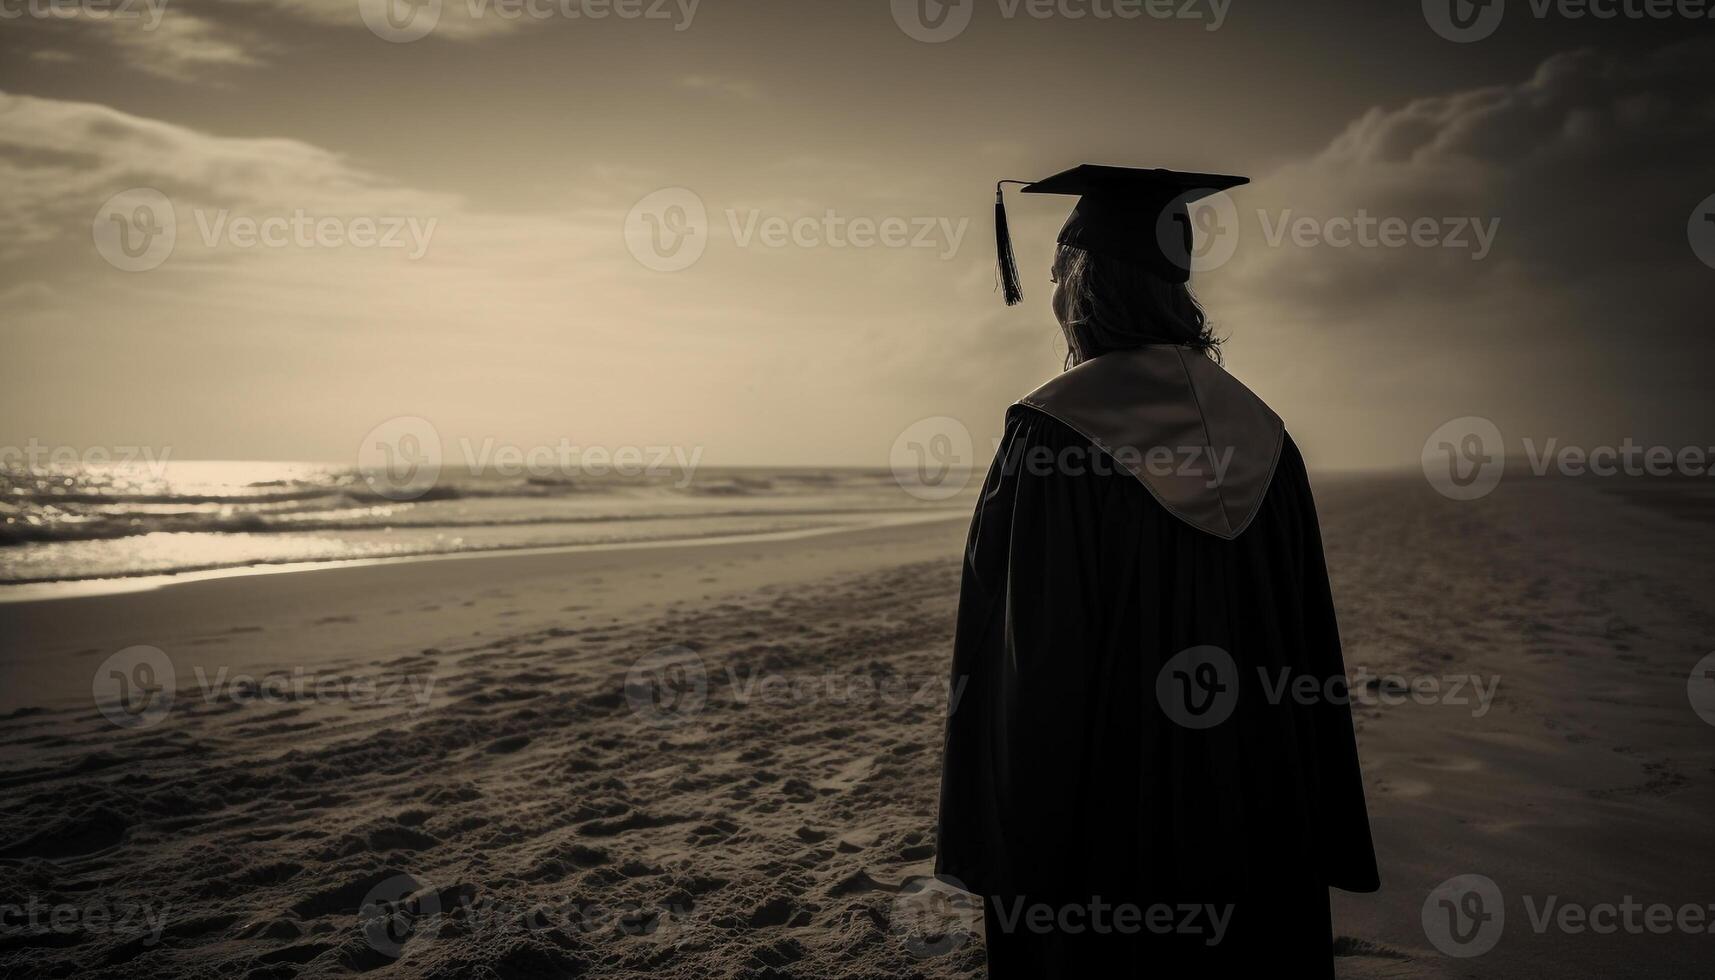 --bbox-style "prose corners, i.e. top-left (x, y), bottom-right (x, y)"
top-left (1, 0), bottom-right (1711, 471)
